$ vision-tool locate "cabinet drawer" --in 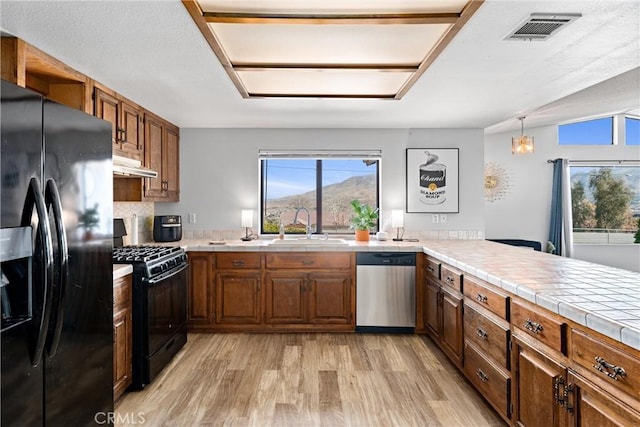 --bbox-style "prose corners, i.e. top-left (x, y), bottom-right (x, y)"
top-left (571, 329), bottom-right (639, 397)
top-left (511, 299), bottom-right (565, 353)
top-left (424, 256), bottom-right (440, 280)
top-left (113, 275), bottom-right (131, 309)
top-left (440, 264), bottom-right (462, 291)
top-left (464, 276), bottom-right (509, 320)
top-left (464, 303), bottom-right (510, 370)
top-left (217, 253), bottom-right (261, 269)
top-left (464, 342), bottom-right (511, 420)
top-left (266, 253), bottom-right (350, 269)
